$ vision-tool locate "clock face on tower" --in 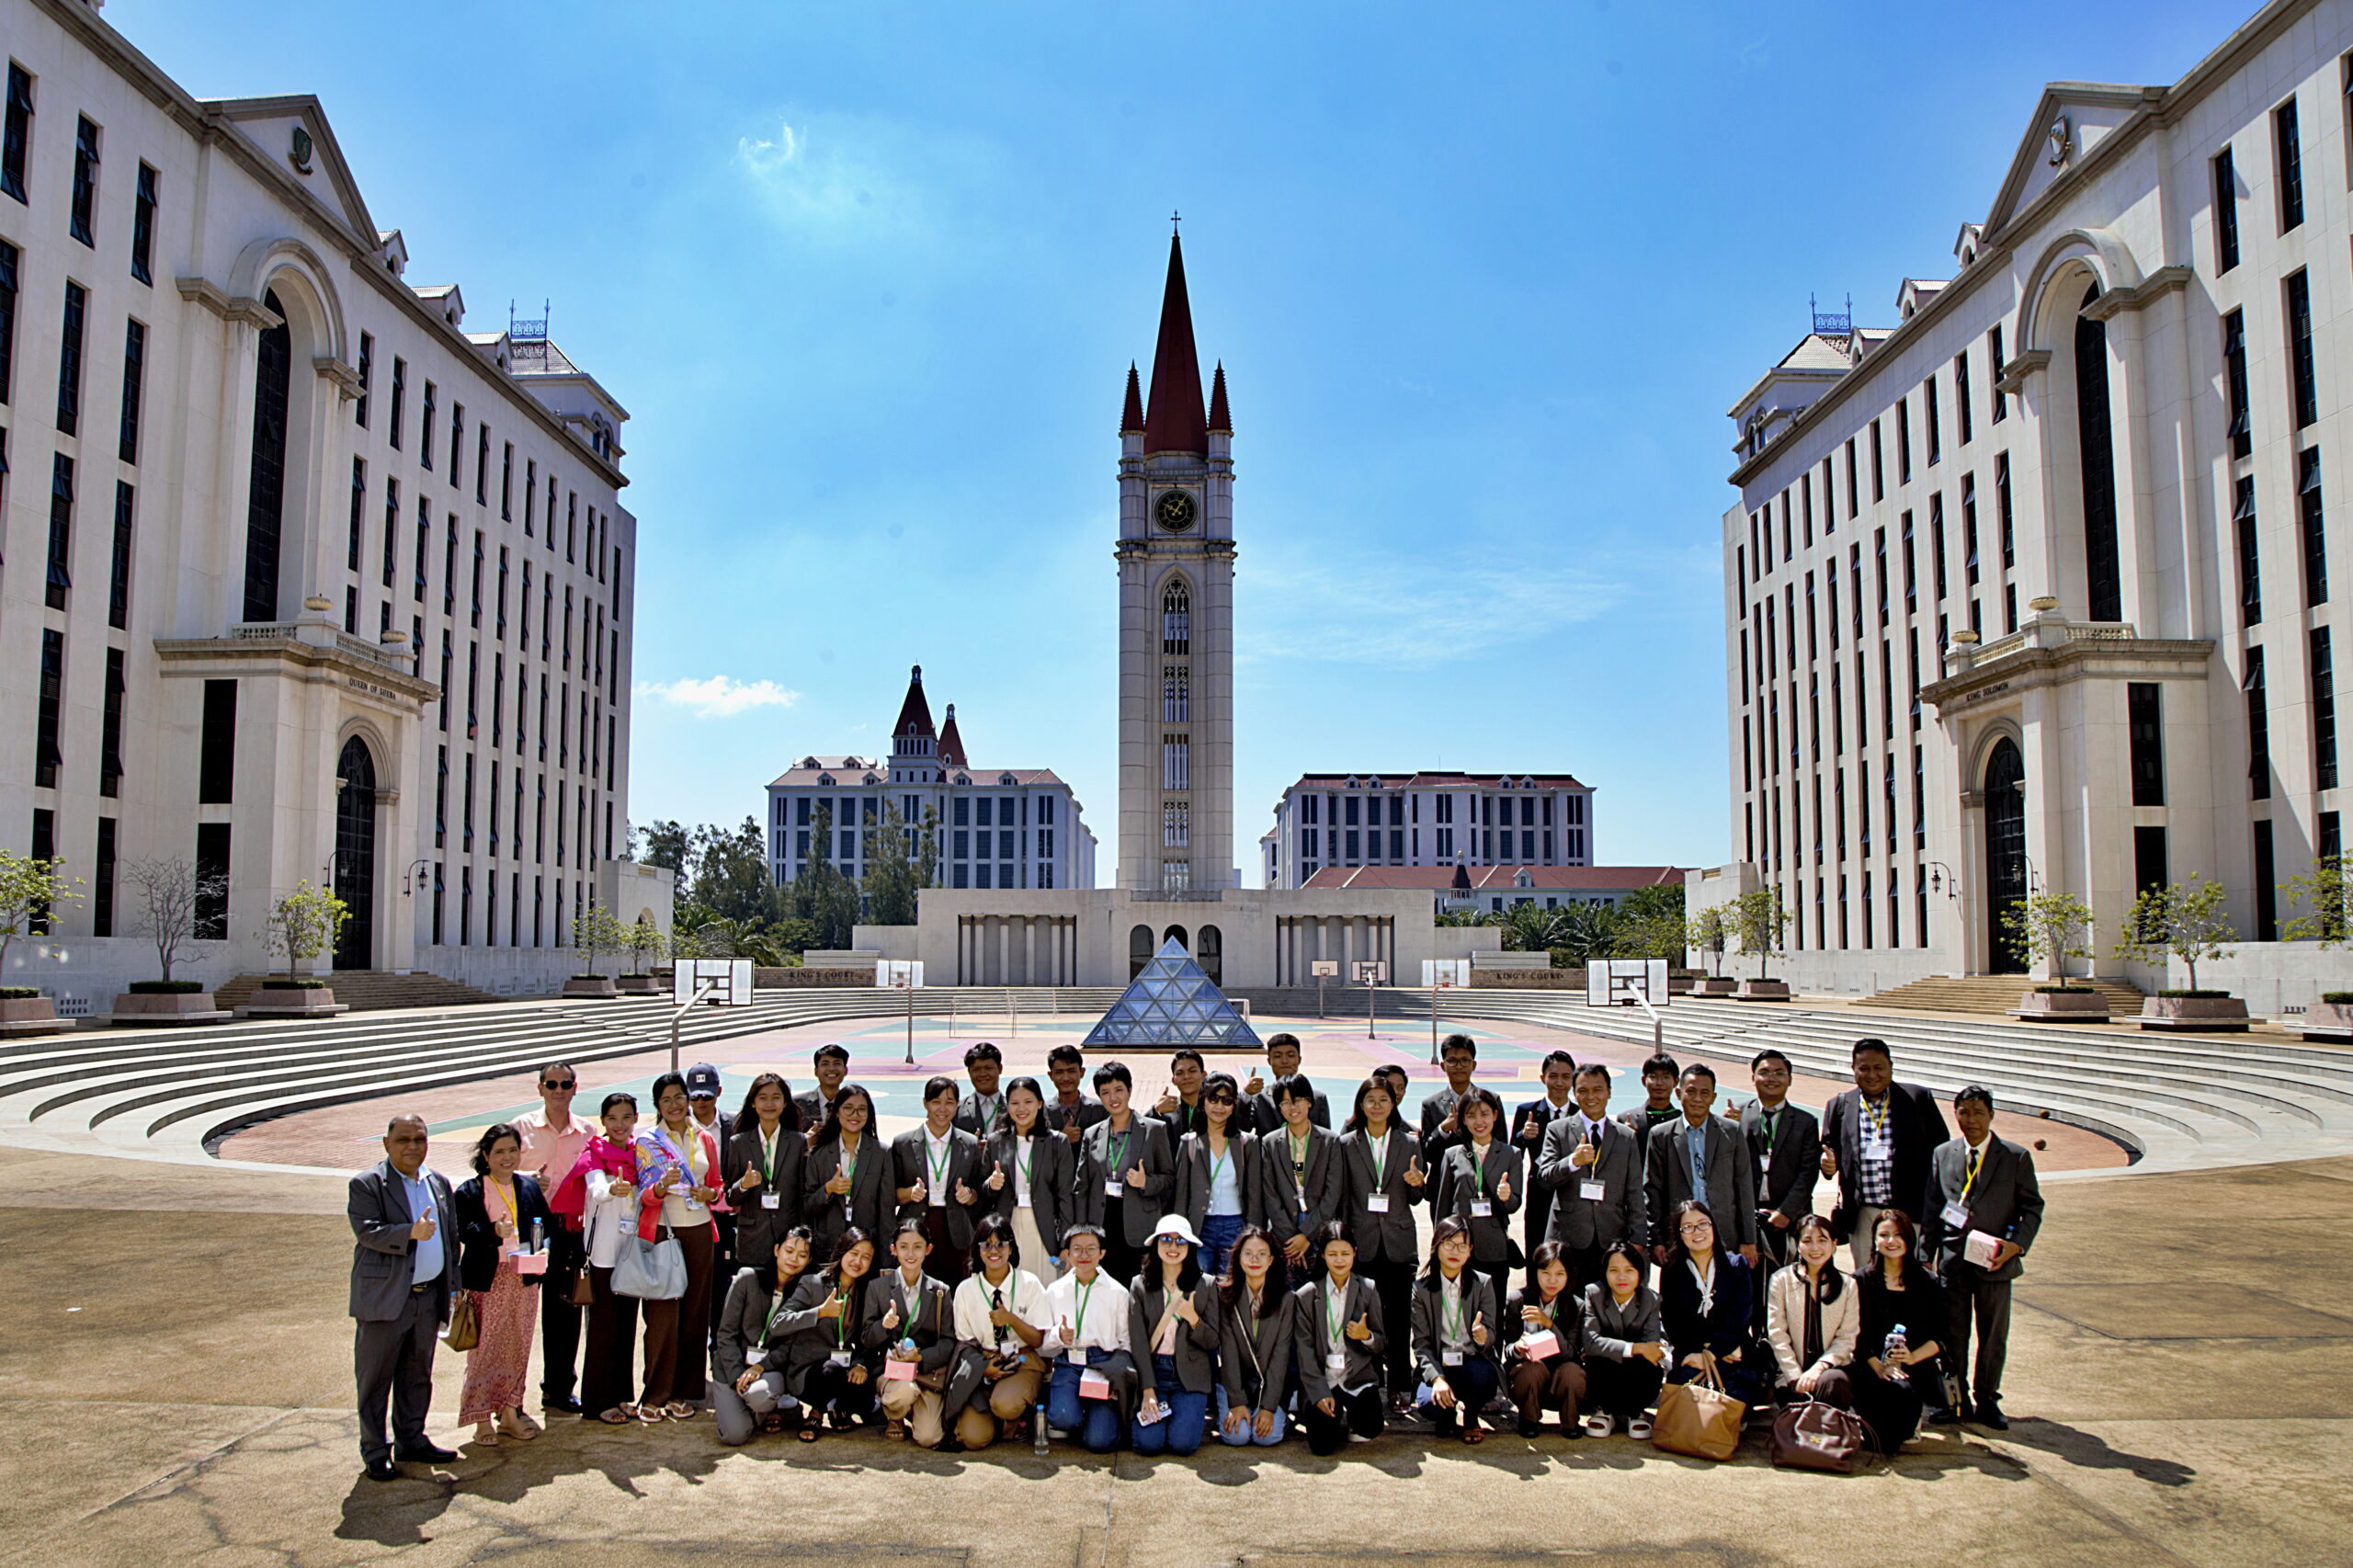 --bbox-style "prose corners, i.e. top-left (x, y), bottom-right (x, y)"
top-left (1154, 489), bottom-right (1198, 533)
